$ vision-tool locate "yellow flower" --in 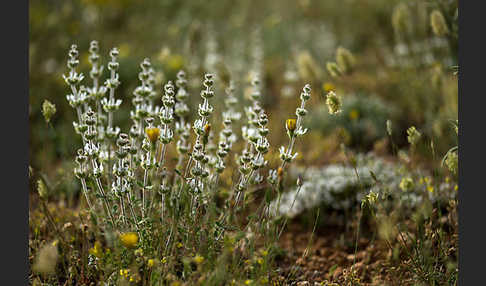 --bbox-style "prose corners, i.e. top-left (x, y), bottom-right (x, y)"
top-left (167, 54), bottom-right (184, 71)
top-left (89, 241), bottom-right (103, 258)
top-left (323, 82), bottom-right (336, 93)
top-left (427, 185), bottom-right (434, 193)
top-left (146, 127), bottom-right (161, 144)
top-left (193, 254), bottom-right (204, 265)
top-left (261, 250), bottom-right (268, 257)
top-left (119, 232), bottom-right (139, 249)
top-left (176, 242), bottom-right (183, 248)
top-left (161, 257), bottom-right (167, 264)
top-left (120, 269), bottom-right (129, 278)
top-left (147, 259), bottom-right (155, 268)
top-left (454, 184), bottom-right (458, 191)
top-left (260, 277), bottom-right (269, 284)
top-left (349, 109), bottom-right (359, 120)
top-left (277, 167), bottom-right (284, 178)
top-left (399, 177), bottom-right (414, 192)
top-left (257, 257), bottom-right (264, 265)
top-left (245, 279), bottom-right (253, 285)
top-left (286, 119), bottom-right (297, 135)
